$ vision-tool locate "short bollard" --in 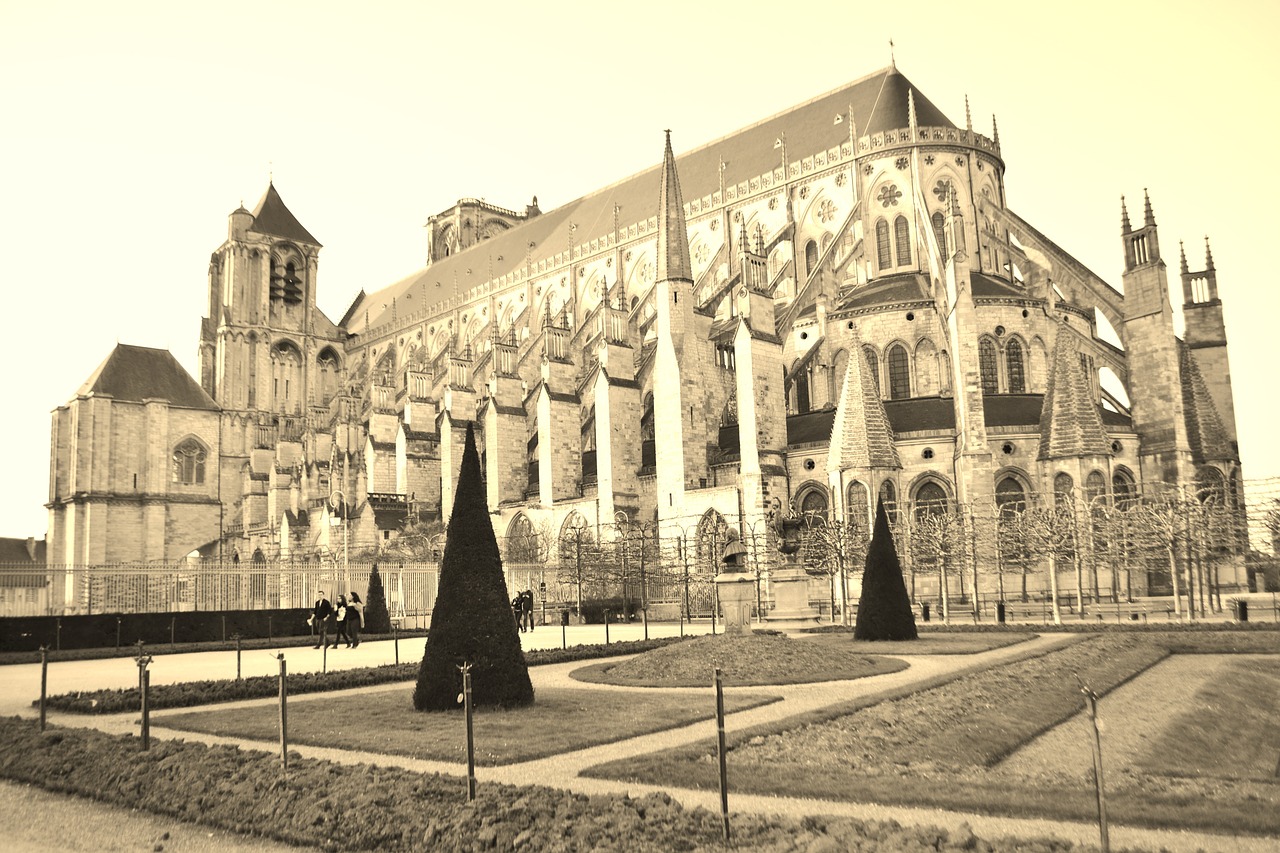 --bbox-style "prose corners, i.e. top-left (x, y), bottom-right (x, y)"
top-left (1078, 675), bottom-right (1109, 852)
top-left (267, 614), bottom-right (273, 643)
top-left (55, 618), bottom-right (62, 652)
top-left (134, 647), bottom-right (153, 751)
top-left (714, 667), bottom-right (730, 843)
top-left (141, 669), bottom-right (151, 750)
top-left (221, 614), bottom-right (227, 642)
top-left (170, 616), bottom-right (176, 645)
top-left (277, 653), bottom-right (288, 770)
top-left (232, 634), bottom-right (243, 680)
top-left (115, 616), bottom-right (122, 649)
top-left (38, 646), bottom-right (49, 732)
top-left (604, 610), bottom-right (610, 645)
top-left (459, 661), bottom-right (476, 802)
top-left (393, 623), bottom-right (400, 665)
top-left (322, 641), bottom-right (328, 674)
